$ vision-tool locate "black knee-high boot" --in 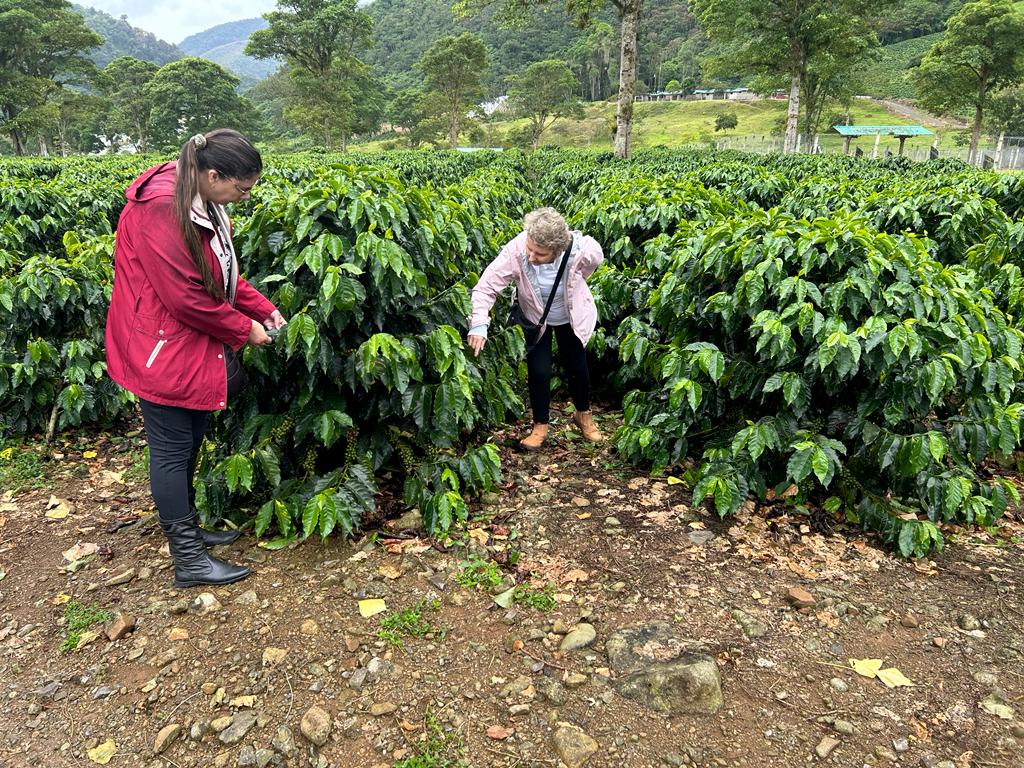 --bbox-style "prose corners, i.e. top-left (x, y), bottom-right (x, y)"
top-left (190, 510), bottom-right (242, 548)
top-left (161, 519), bottom-right (251, 588)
